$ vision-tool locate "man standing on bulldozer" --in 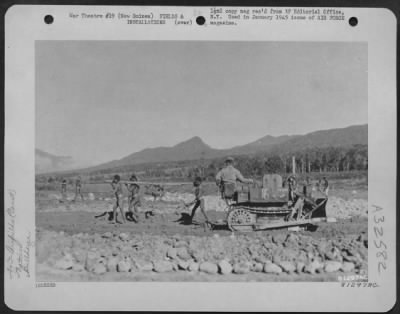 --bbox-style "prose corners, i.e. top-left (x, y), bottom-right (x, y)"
top-left (215, 157), bottom-right (253, 200)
